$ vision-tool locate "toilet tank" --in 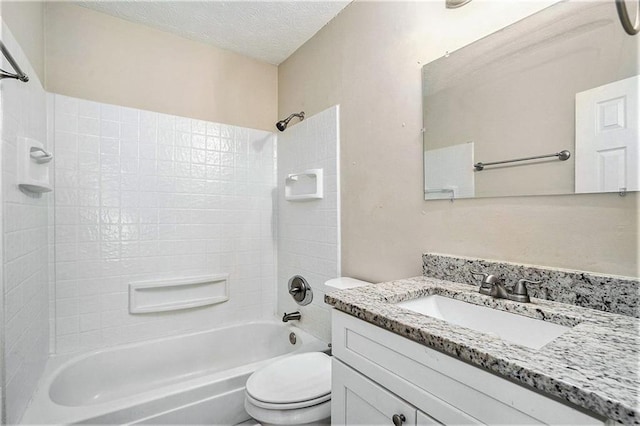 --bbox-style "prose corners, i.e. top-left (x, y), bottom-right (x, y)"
top-left (324, 277), bottom-right (371, 290)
